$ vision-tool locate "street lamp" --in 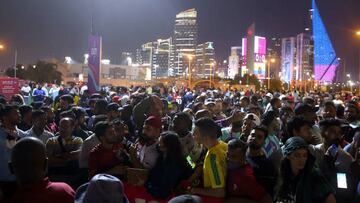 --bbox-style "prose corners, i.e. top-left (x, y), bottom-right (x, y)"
top-left (0, 44), bottom-right (4, 50)
top-left (187, 55), bottom-right (193, 88)
top-left (209, 62), bottom-right (216, 89)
